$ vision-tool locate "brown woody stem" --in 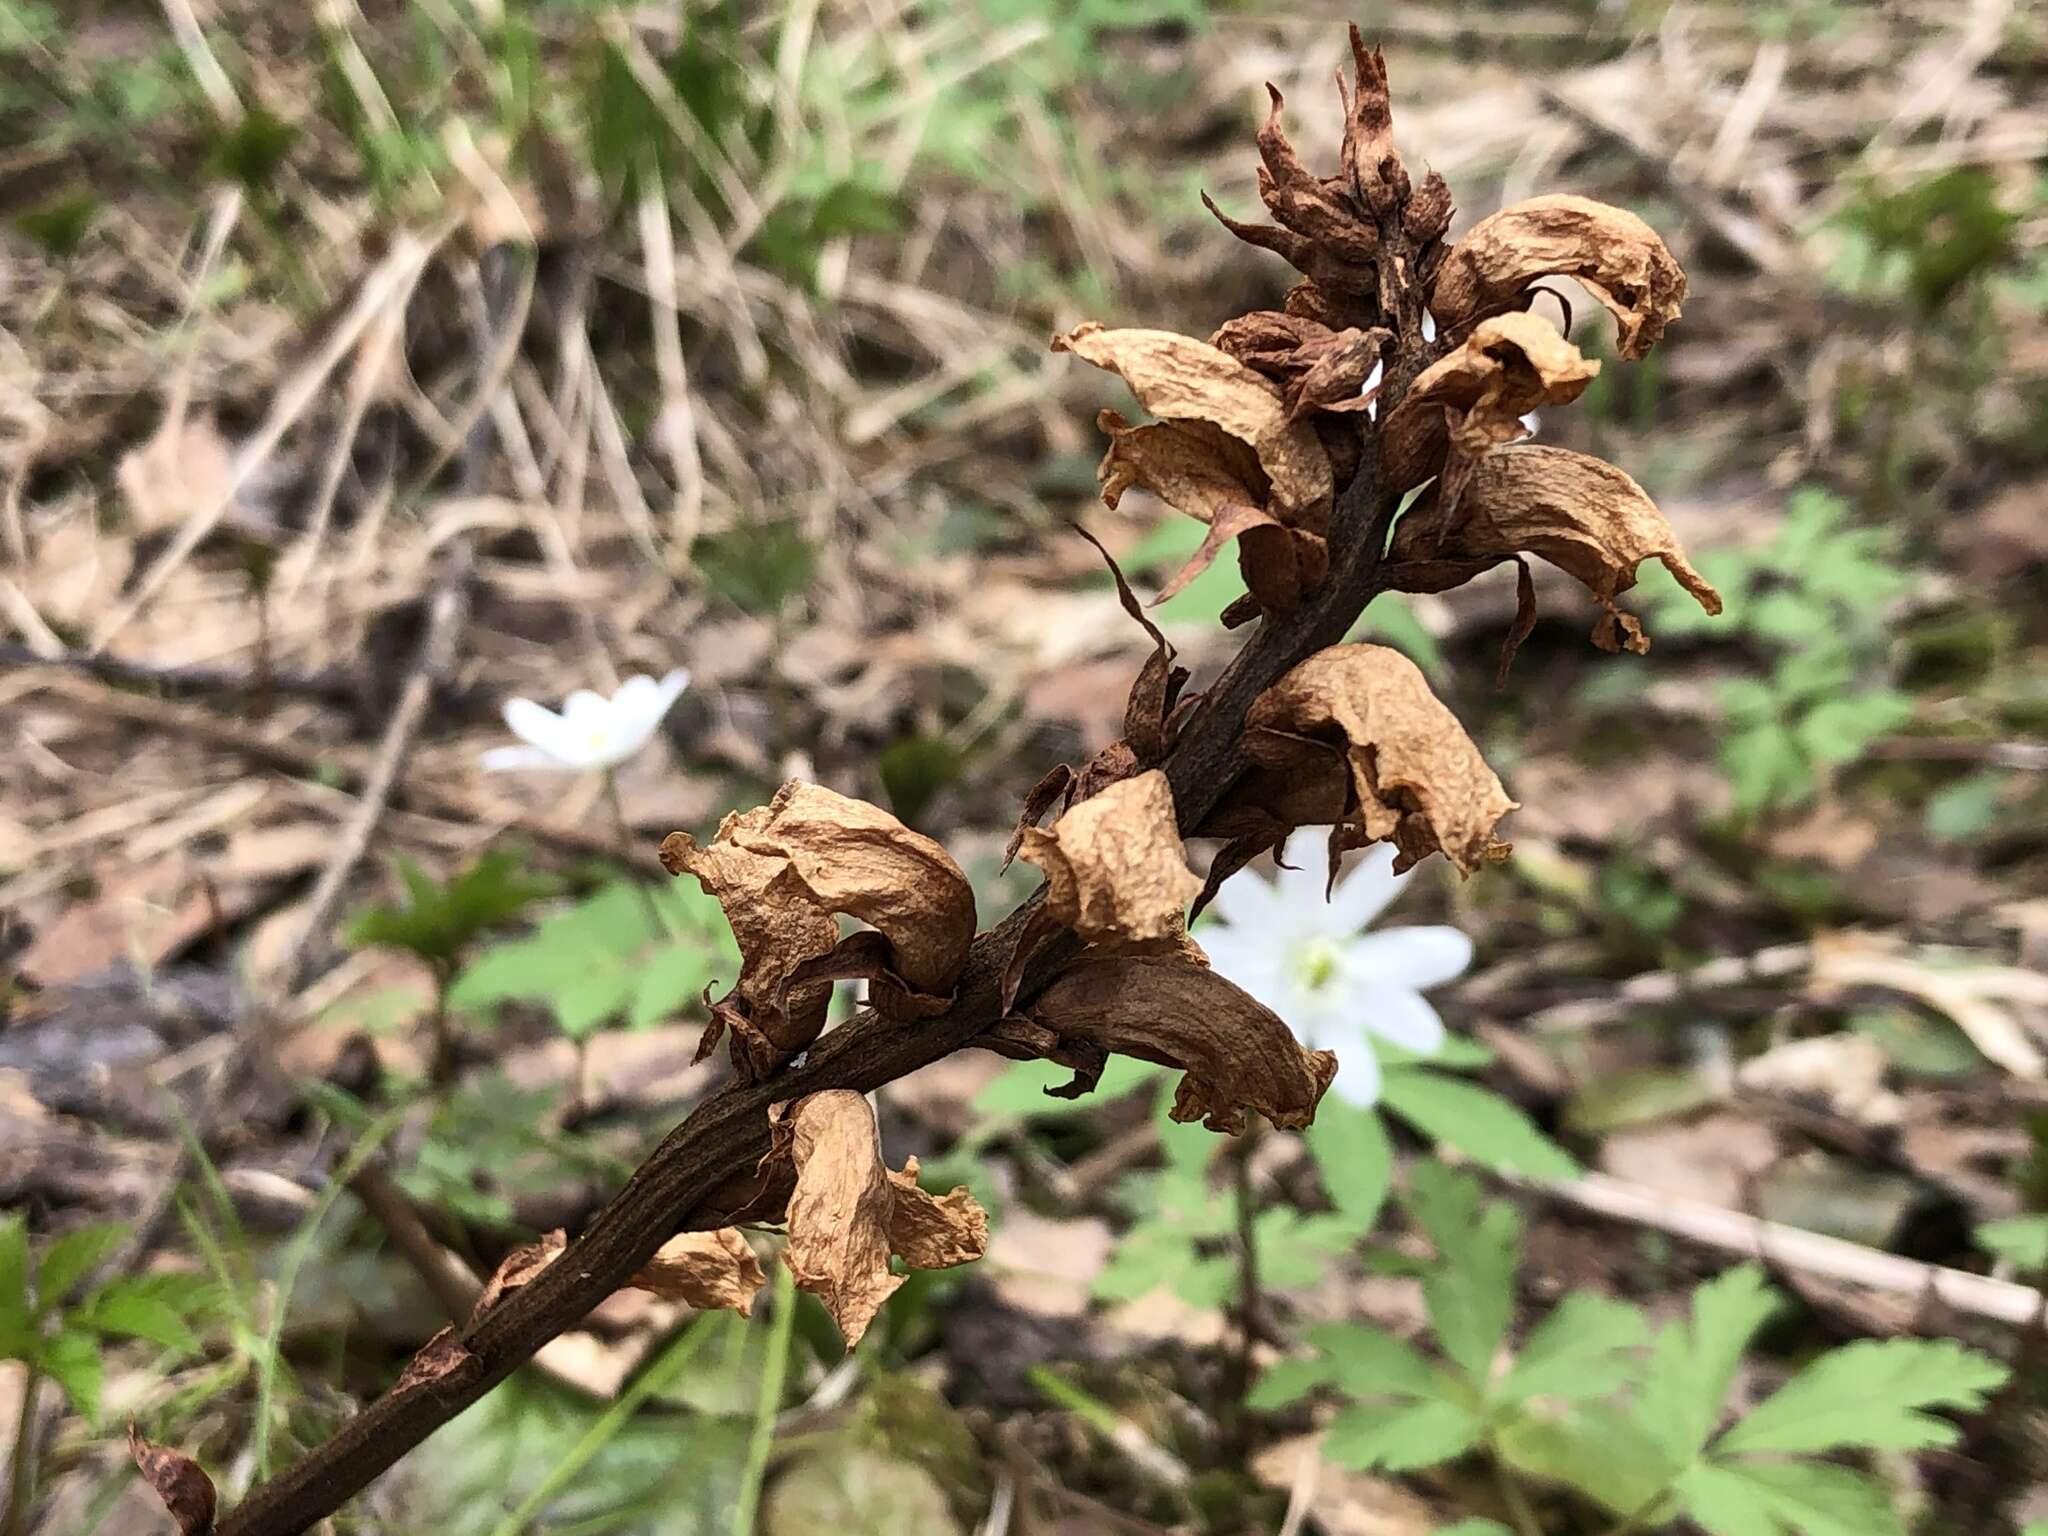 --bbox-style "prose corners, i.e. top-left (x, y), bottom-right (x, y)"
top-left (215, 187), bottom-right (1433, 1536)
